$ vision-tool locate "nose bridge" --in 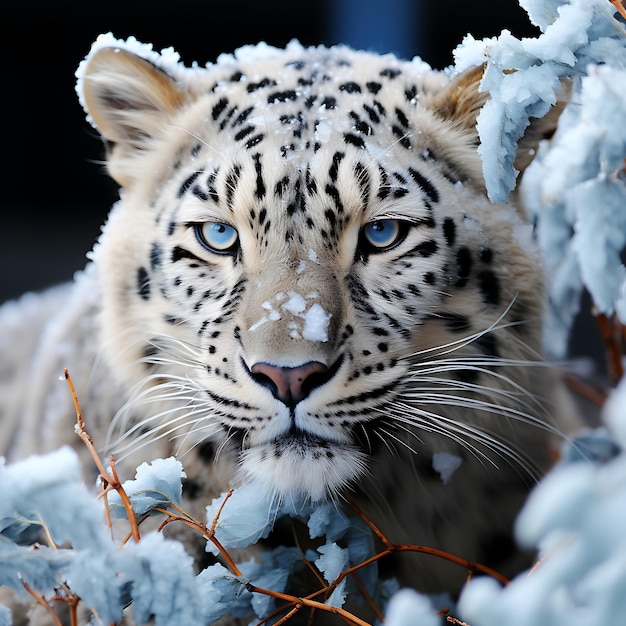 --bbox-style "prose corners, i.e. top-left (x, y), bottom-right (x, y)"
top-left (242, 260), bottom-right (343, 365)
